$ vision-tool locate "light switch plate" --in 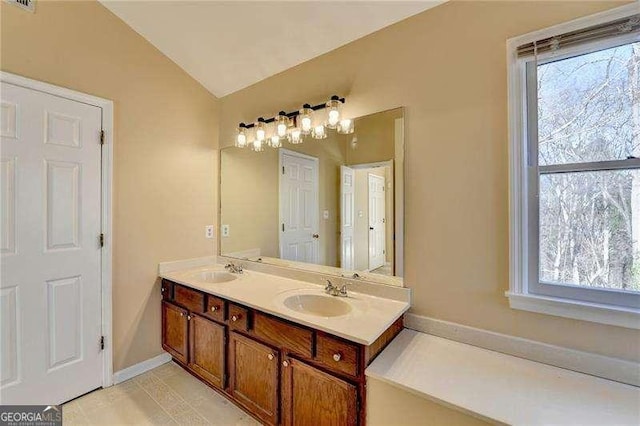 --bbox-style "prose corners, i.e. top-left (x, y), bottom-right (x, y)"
top-left (205, 225), bottom-right (214, 239)
top-left (222, 224), bottom-right (230, 238)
